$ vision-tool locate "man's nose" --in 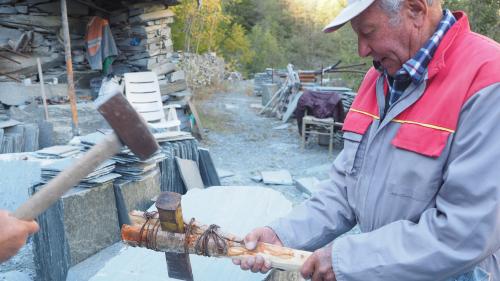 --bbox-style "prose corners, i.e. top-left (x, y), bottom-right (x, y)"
top-left (358, 38), bottom-right (371, 58)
